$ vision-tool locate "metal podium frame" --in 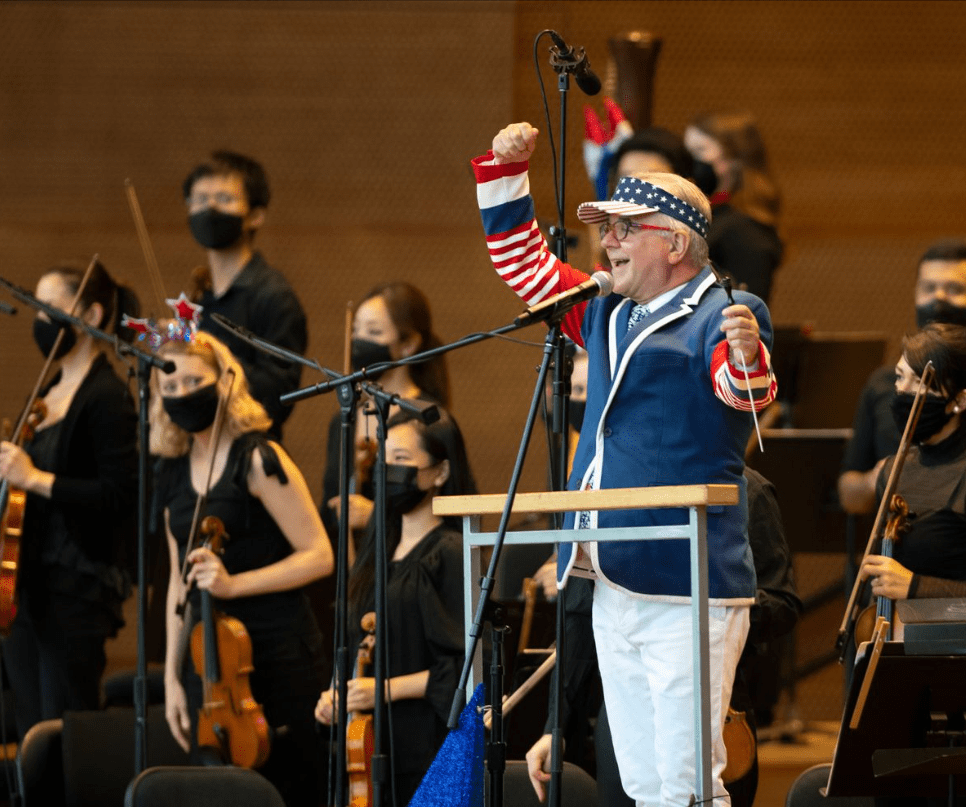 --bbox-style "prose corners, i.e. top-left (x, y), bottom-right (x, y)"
top-left (433, 483), bottom-right (739, 804)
